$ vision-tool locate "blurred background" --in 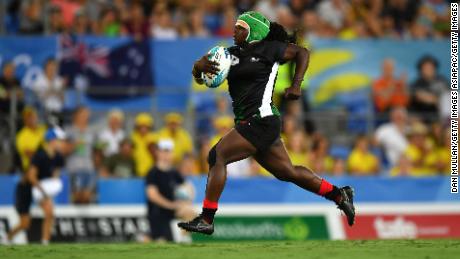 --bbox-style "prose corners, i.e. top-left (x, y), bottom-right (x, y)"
top-left (0, 0), bottom-right (457, 243)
